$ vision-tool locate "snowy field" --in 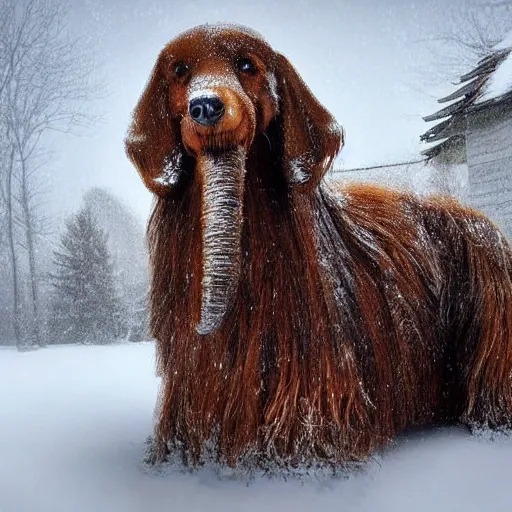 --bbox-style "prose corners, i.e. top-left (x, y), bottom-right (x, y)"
top-left (1, 343), bottom-right (512, 512)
